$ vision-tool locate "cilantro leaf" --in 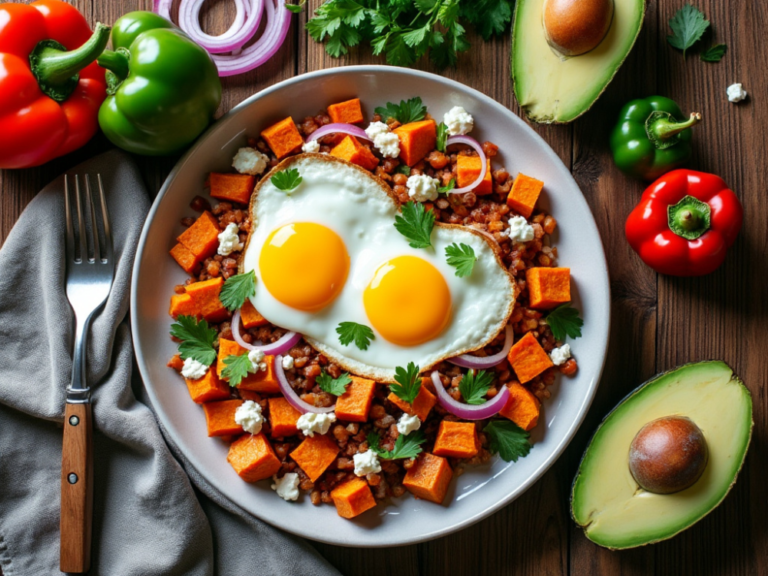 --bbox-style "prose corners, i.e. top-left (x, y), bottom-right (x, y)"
top-left (317, 371), bottom-right (352, 396)
top-left (484, 420), bottom-right (531, 462)
top-left (220, 270), bottom-right (256, 311)
top-left (336, 321), bottom-right (375, 351)
top-left (667, 4), bottom-right (710, 58)
top-left (374, 97), bottom-right (427, 124)
top-left (701, 43), bottom-right (727, 62)
top-left (170, 315), bottom-right (217, 366)
top-left (221, 354), bottom-right (253, 387)
top-left (546, 304), bottom-right (583, 341)
top-left (459, 369), bottom-right (494, 405)
top-left (437, 178), bottom-right (455, 194)
top-left (396, 164), bottom-right (411, 176)
top-left (436, 122), bottom-right (449, 152)
top-left (389, 362), bottom-right (422, 405)
top-left (368, 430), bottom-right (426, 460)
top-left (271, 168), bottom-right (303, 192)
top-left (394, 201), bottom-right (435, 249)
top-left (445, 242), bottom-right (476, 277)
